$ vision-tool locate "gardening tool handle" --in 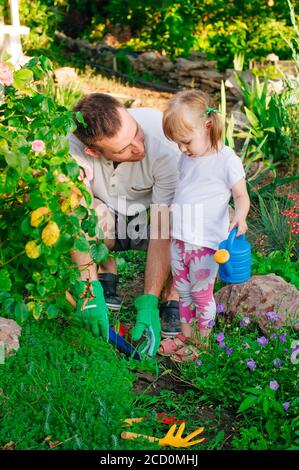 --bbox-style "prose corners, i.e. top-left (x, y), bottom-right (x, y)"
top-left (65, 290), bottom-right (77, 308)
top-left (121, 431), bottom-right (158, 443)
